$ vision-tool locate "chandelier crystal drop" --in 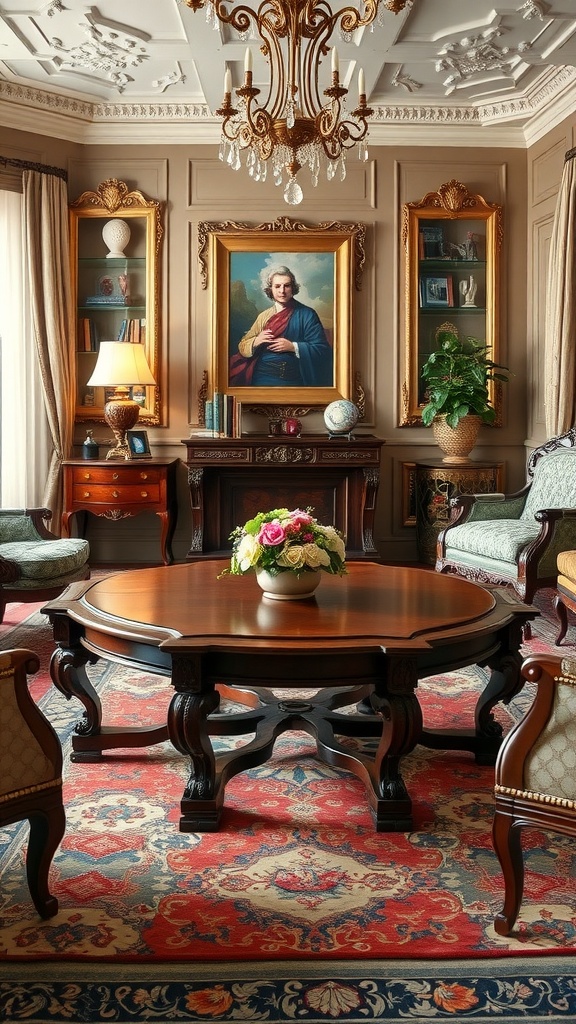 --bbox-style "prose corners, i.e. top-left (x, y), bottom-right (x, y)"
top-left (184, 0), bottom-right (411, 204)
